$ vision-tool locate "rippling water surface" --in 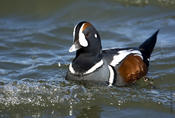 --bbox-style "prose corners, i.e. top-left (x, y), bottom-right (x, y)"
top-left (0, 0), bottom-right (175, 117)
